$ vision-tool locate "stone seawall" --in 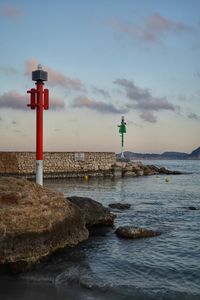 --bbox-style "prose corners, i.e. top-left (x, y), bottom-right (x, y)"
top-left (0, 152), bottom-right (116, 178)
